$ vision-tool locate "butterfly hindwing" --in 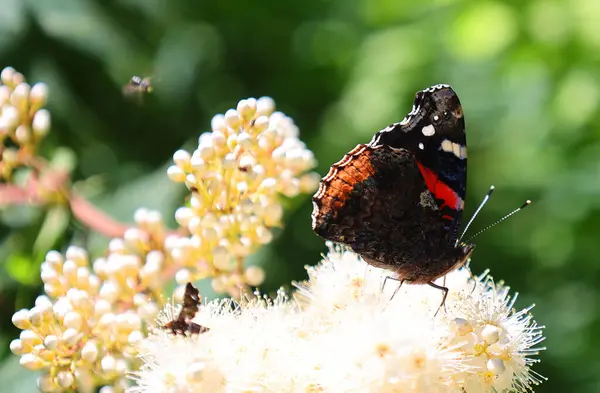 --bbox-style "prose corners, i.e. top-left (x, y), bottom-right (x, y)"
top-left (312, 144), bottom-right (467, 283)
